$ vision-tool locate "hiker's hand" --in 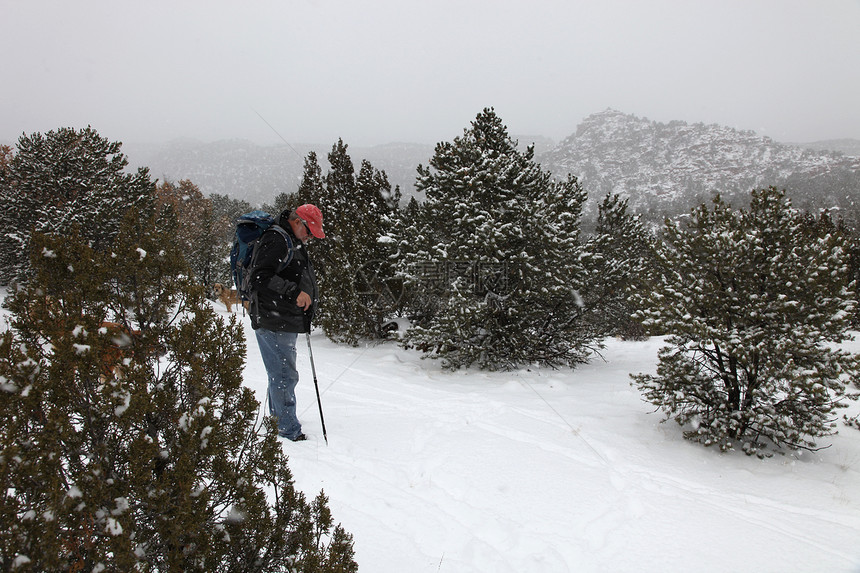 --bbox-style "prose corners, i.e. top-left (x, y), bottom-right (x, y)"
top-left (296, 291), bottom-right (312, 311)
